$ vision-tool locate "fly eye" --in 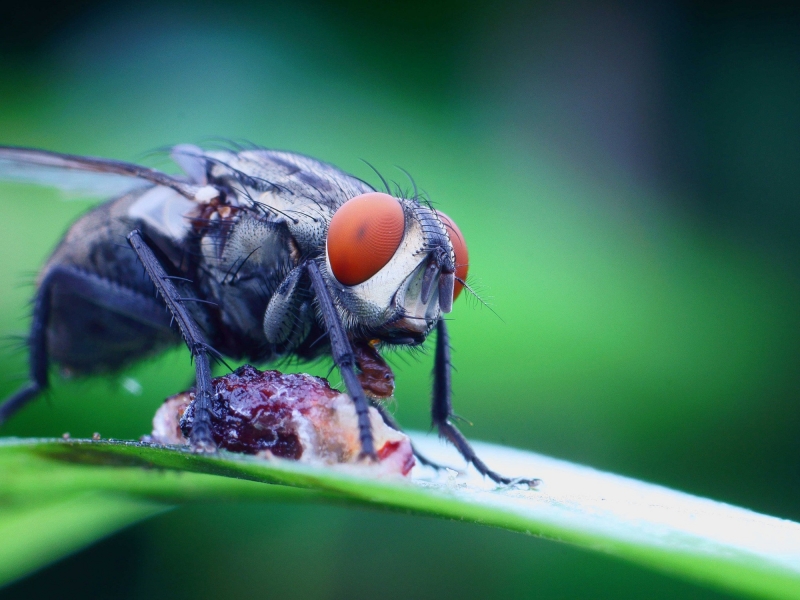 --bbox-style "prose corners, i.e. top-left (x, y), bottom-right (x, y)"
top-left (436, 211), bottom-right (469, 301)
top-left (327, 192), bottom-right (405, 286)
